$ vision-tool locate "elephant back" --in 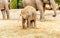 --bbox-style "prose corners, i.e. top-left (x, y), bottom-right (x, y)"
top-left (22, 0), bottom-right (37, 10)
